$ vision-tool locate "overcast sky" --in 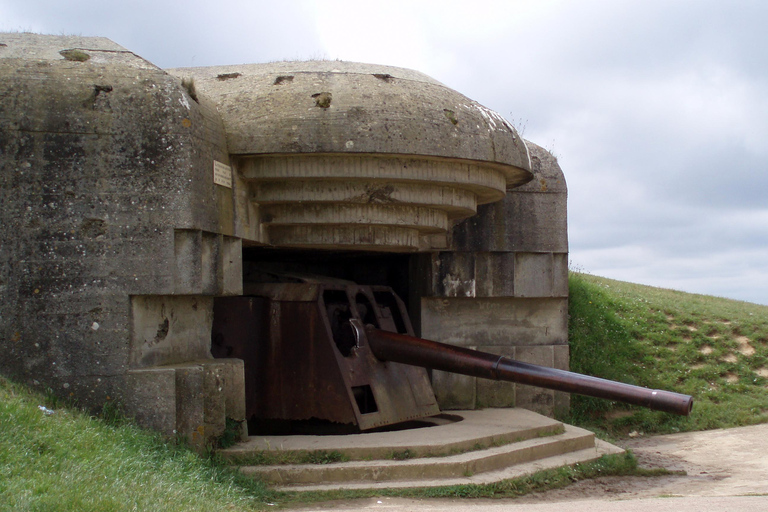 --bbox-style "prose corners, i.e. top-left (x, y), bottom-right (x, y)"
top-left (2, 0), bottom-right (767, 305)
